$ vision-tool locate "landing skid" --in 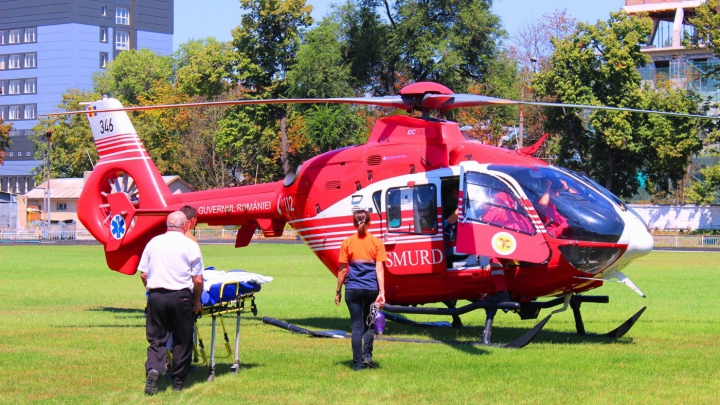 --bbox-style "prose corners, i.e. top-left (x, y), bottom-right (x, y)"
top-left (383, 301), bottom-right (546, 348)
top-left (383, 294), bottom-right (646, 347)
top-left (568, 295), bottom-right (646, 338)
